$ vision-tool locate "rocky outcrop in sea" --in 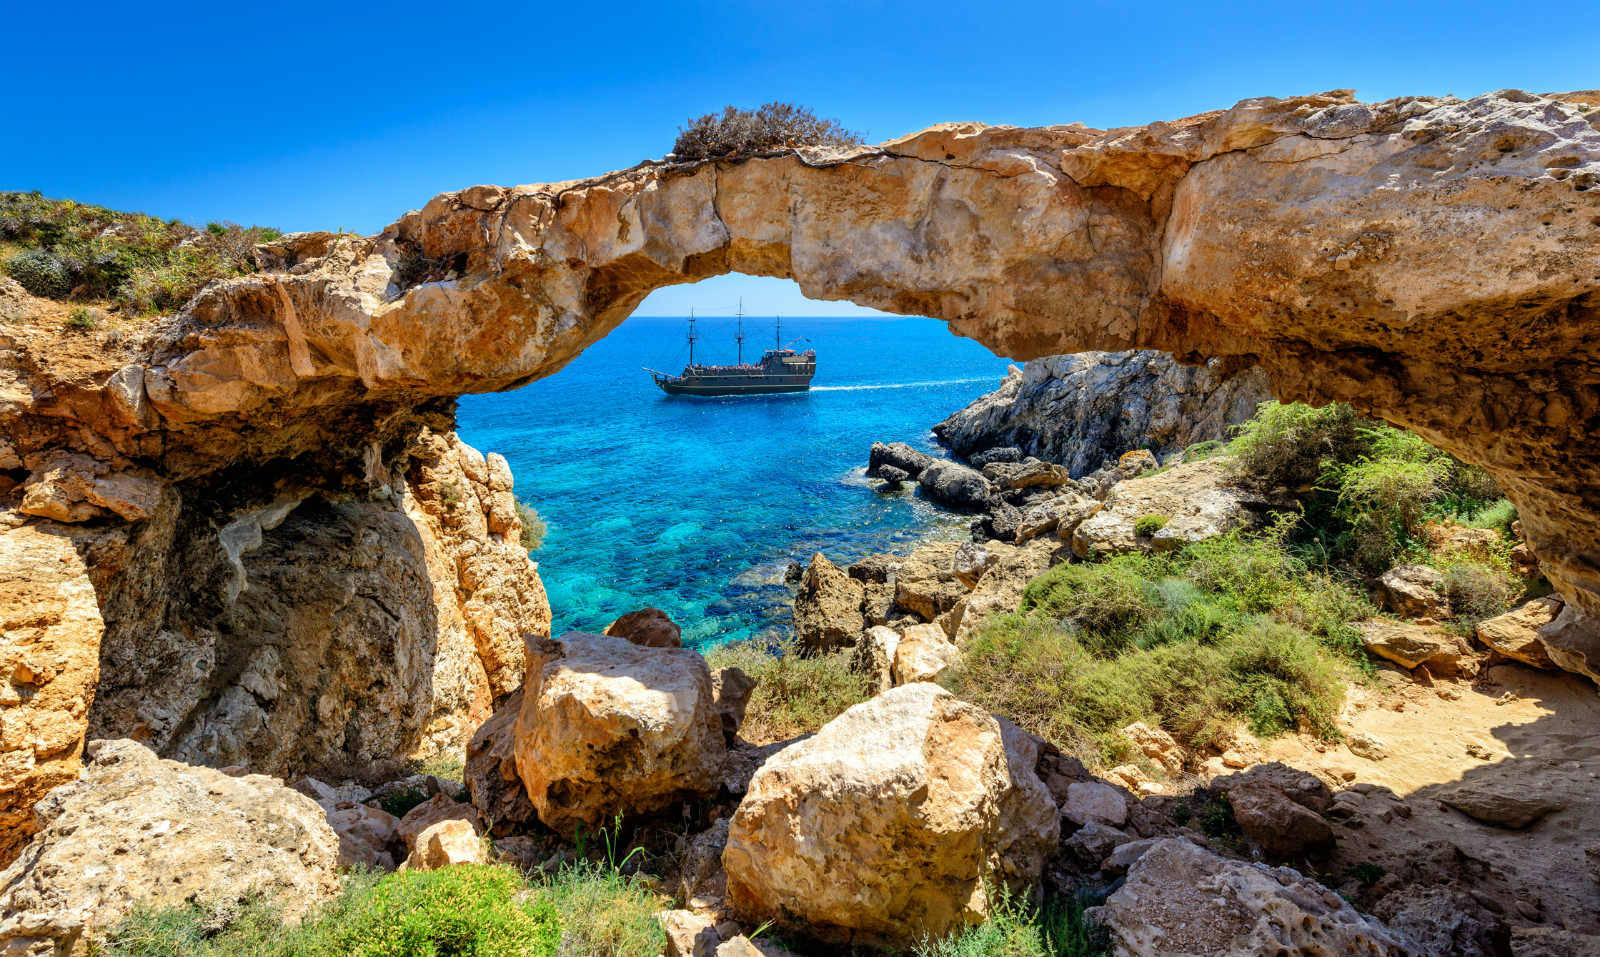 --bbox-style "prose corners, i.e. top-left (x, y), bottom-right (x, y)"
top-left (933, 350), bottom-right (1270, 477)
